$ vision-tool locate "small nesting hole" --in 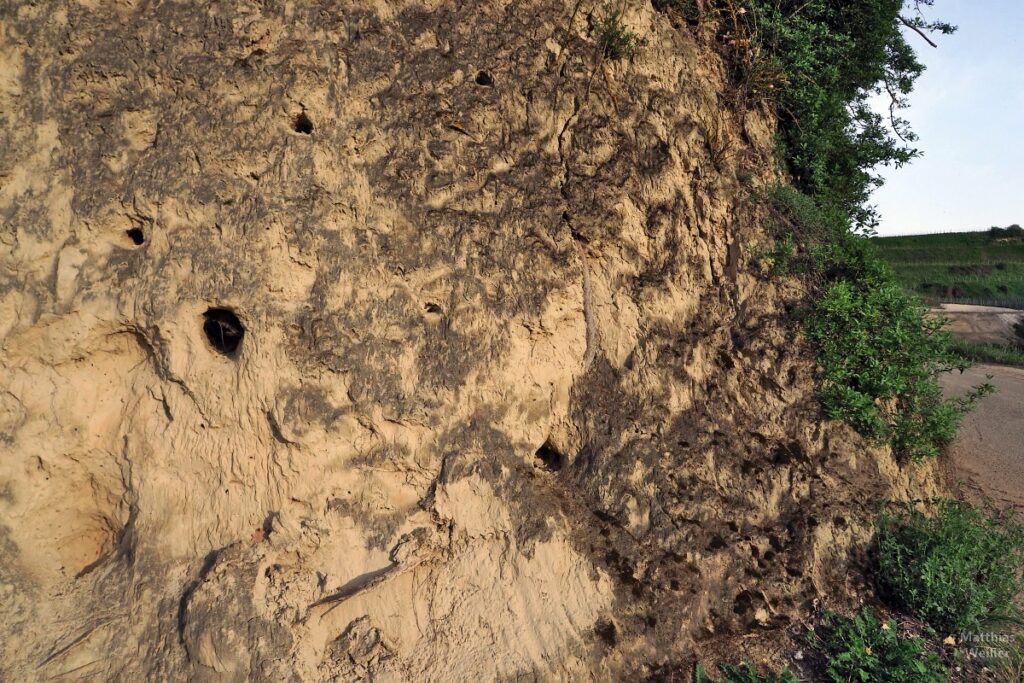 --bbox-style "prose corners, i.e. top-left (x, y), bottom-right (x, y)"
top-left (474, 70), bottom-right (494, 87)
top-left (707, 534), bottom-right (727, 551)
top-left (293, 112), bottom-right (314, 135)
top-left (594, 619), bottom-right (617, 647)
top-left (203, 308), bottom-right (245, 357)
top-left (733, 590), bottom-right (753, 615)
top-left (126, 227), bottom-right (145, 245)
top-left (534, 441), bottom-right (563, 472)
top-left (424, 302), bottom-right (443, 315)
